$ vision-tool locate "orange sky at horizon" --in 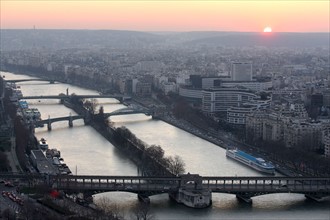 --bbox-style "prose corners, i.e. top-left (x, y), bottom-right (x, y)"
top-left (1, 1), bottom-right (329, 32)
